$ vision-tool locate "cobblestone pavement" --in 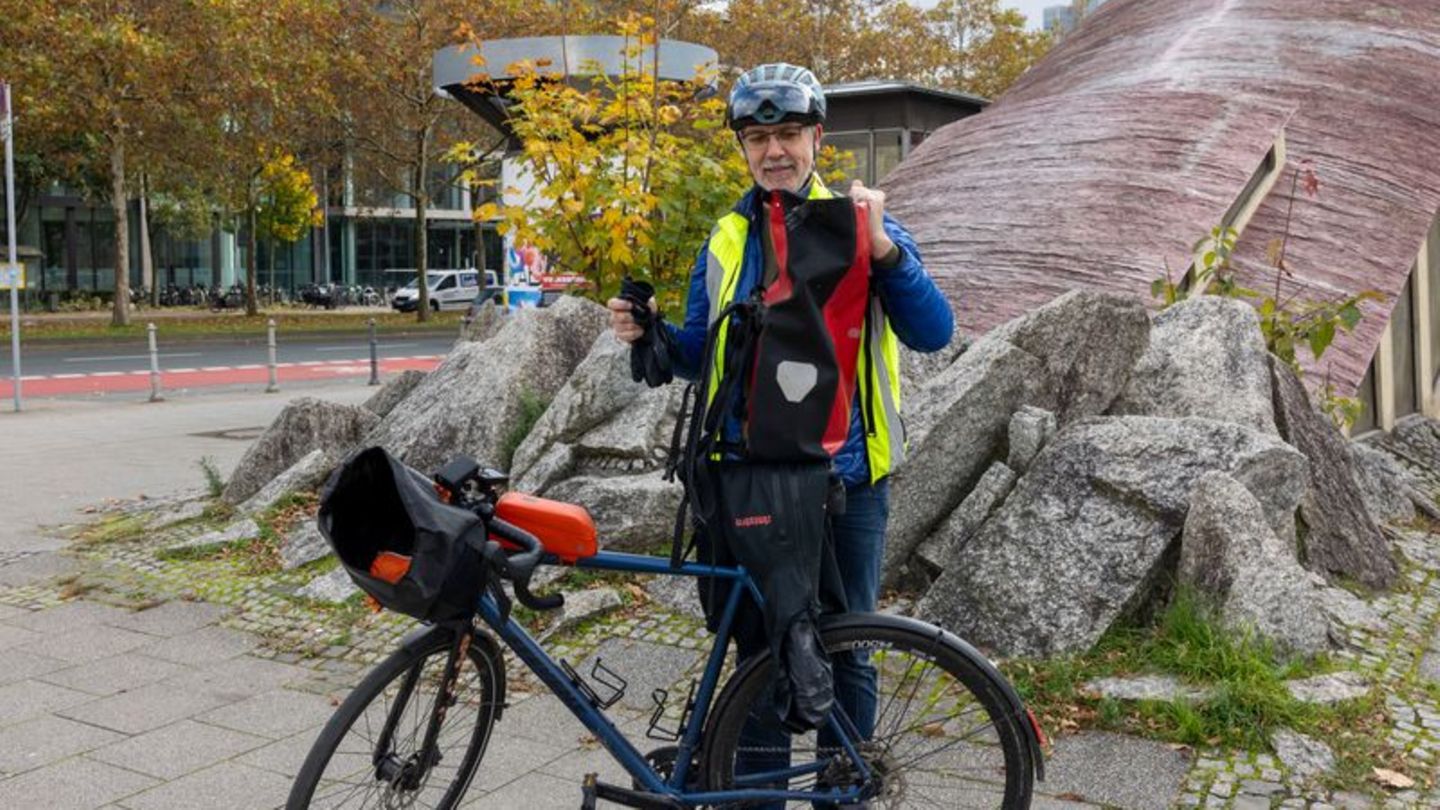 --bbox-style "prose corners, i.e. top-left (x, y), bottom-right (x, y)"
top-left (1168, 526), bottom-right (1440, 810)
